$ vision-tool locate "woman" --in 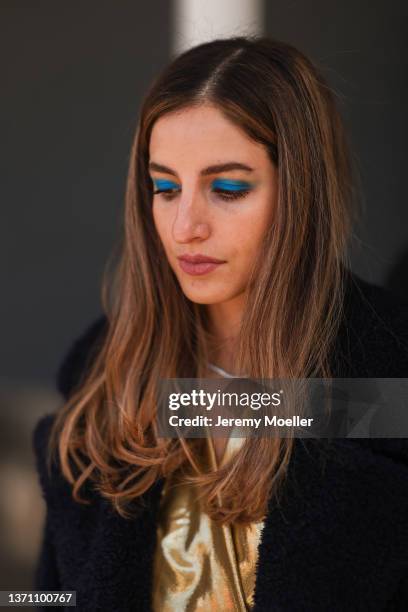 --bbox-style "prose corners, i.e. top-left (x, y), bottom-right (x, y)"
top-left (33, 36), bottom-right (408, 611)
